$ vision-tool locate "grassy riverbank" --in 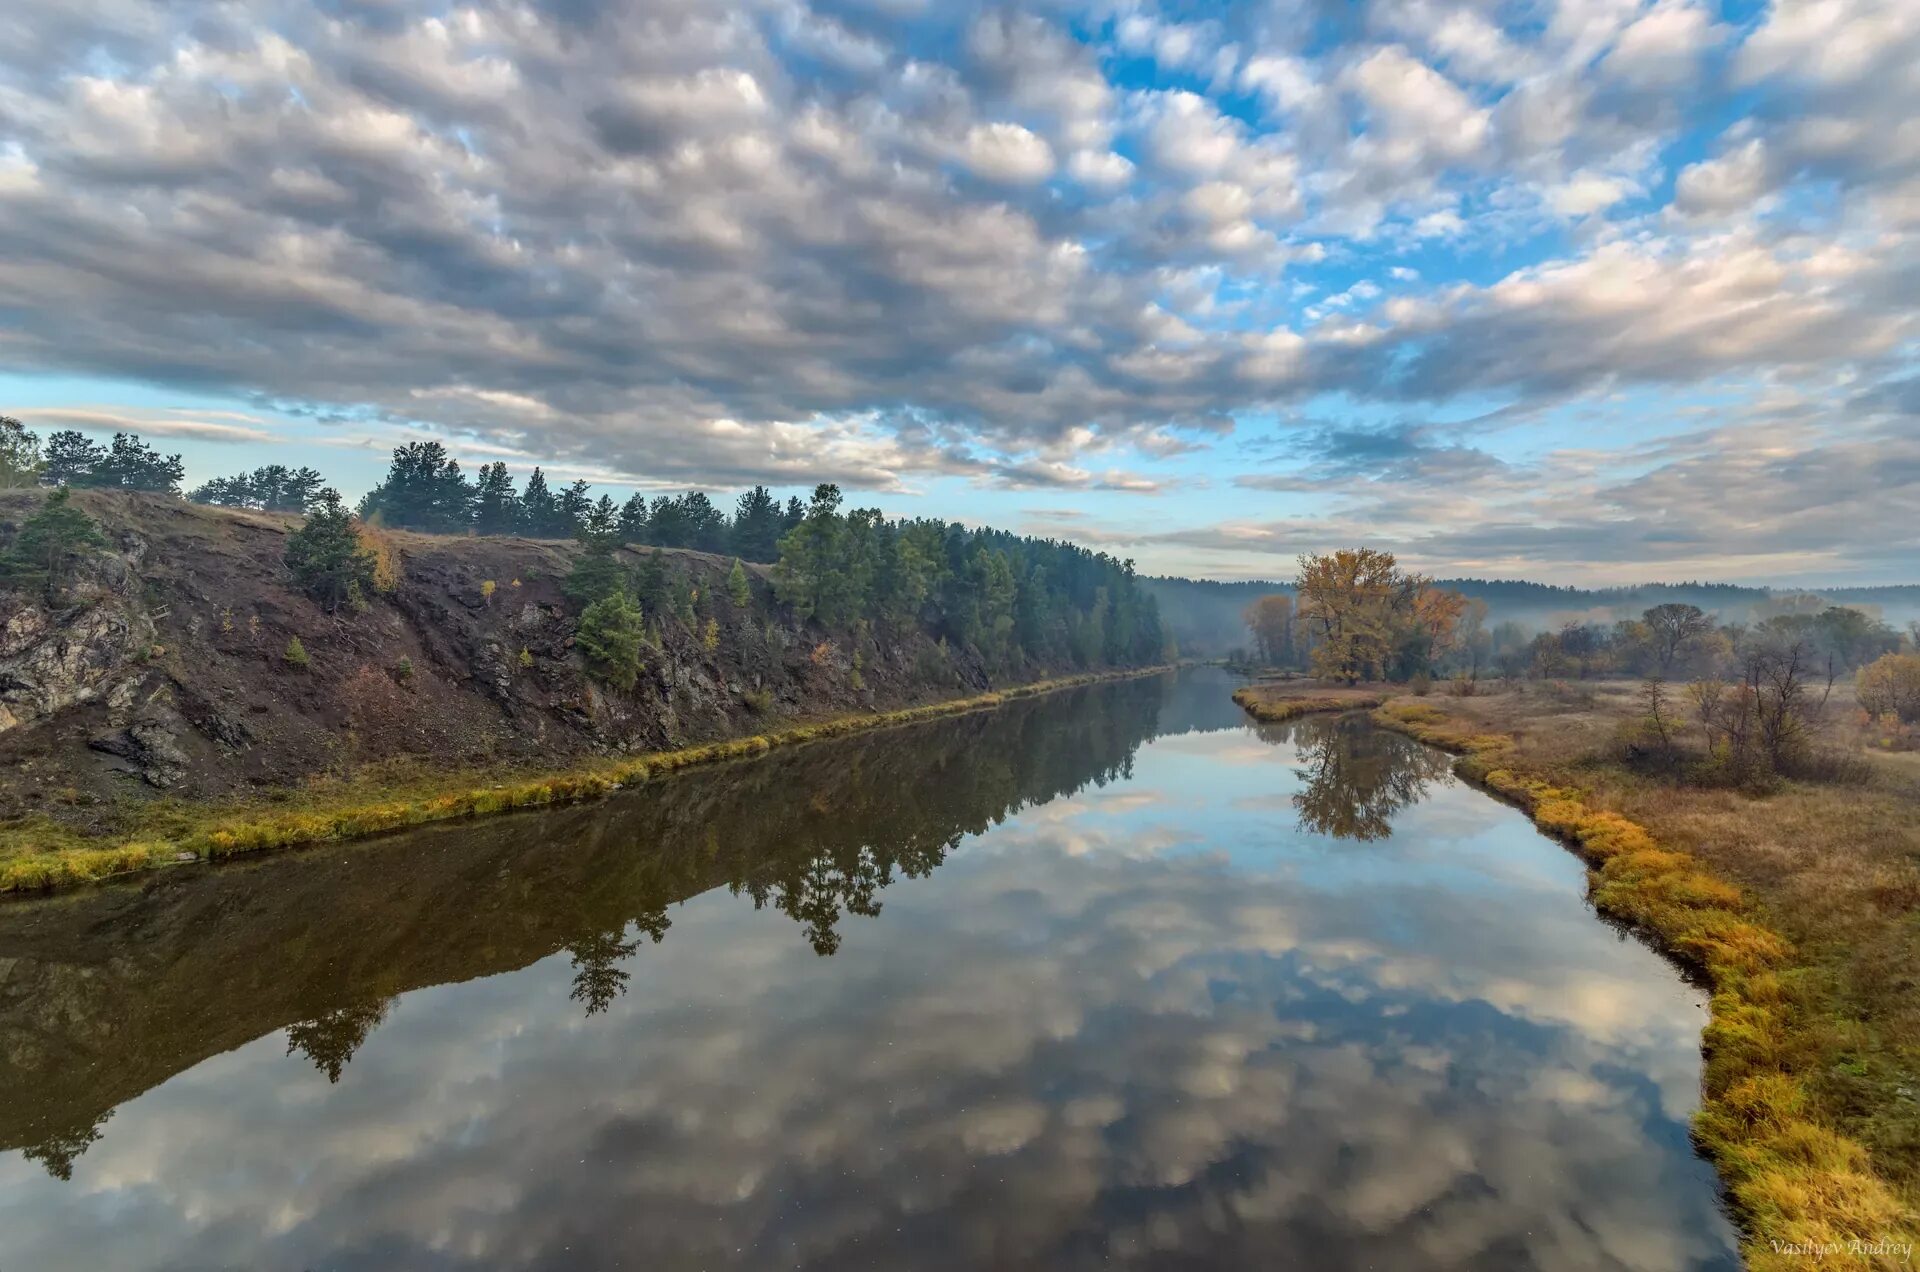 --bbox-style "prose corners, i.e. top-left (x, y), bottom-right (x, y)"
top-left (0, 666), bottom-right (1170, 894)
top-left (1232, 679), bottom-right (1919, 1268)
top-left (1230, 684), bottom-right (1386, 722)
